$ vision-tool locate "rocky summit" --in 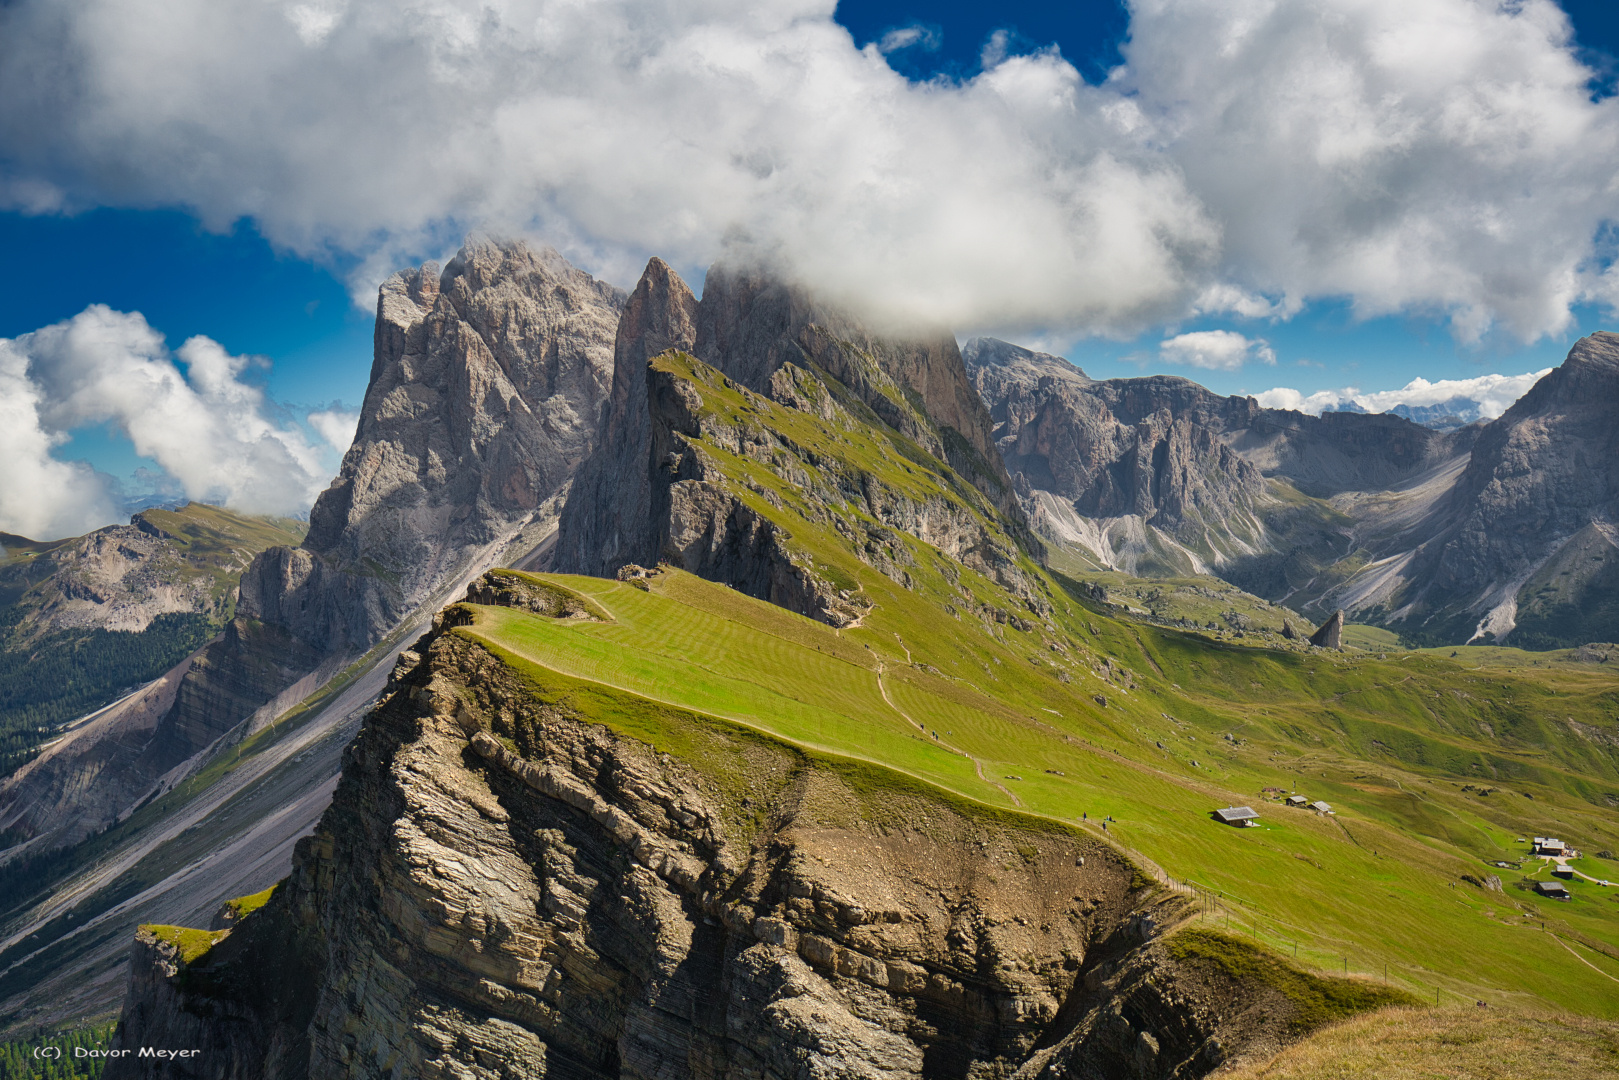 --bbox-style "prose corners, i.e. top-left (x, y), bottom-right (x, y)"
top-left (558, 259), bottom-right (1027, 585)
top-left (261, 236), bottom-right (626, 660)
